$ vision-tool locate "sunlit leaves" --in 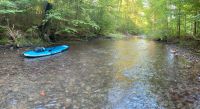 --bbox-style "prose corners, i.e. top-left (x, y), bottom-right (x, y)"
top-left (46, 12), bottom-right (68, 22)
top-left (0, 9), bottom-right (24, 14)
top-left (0, 1), bottom-right (17, 8)
top-left (0, 0), bottom-right (32, 14)
top-left (3, 0), bottom-right (199, 39)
